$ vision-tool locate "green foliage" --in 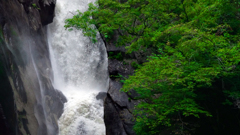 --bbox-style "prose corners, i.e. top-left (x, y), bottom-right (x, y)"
top-left (65, 0), bottom-right (240, 134)
top-left (64, 3), bottom-right (98, 43)
top-left (110, 73), bottom-right (126, 83)
top-left (110, 74), bottom-right (122, 78)
top-left (32, 3), bottom-right (40, 10)
top-left (108, 52), bottom-right (123, 60)
top-left (131, 61), bottom-right (139, 69)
